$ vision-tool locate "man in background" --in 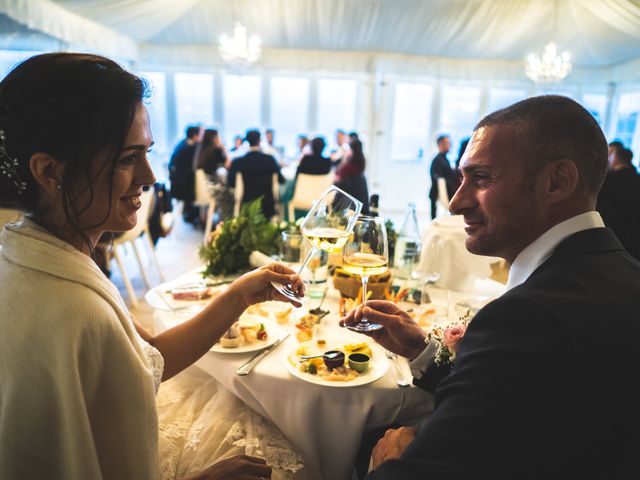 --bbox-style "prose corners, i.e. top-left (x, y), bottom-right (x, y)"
top-left (428, 134), bottom-right (457, 219)
top-left (262, 128), bottom-right (284, 165)
top-left (331, 129), bottom-right (349, 168)
top-left (168, 125), bottom-right (200, 223)
top-left (228, 129), bottom-right (285, 218)
top-left (597, 144), bottom-right (640, 259)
